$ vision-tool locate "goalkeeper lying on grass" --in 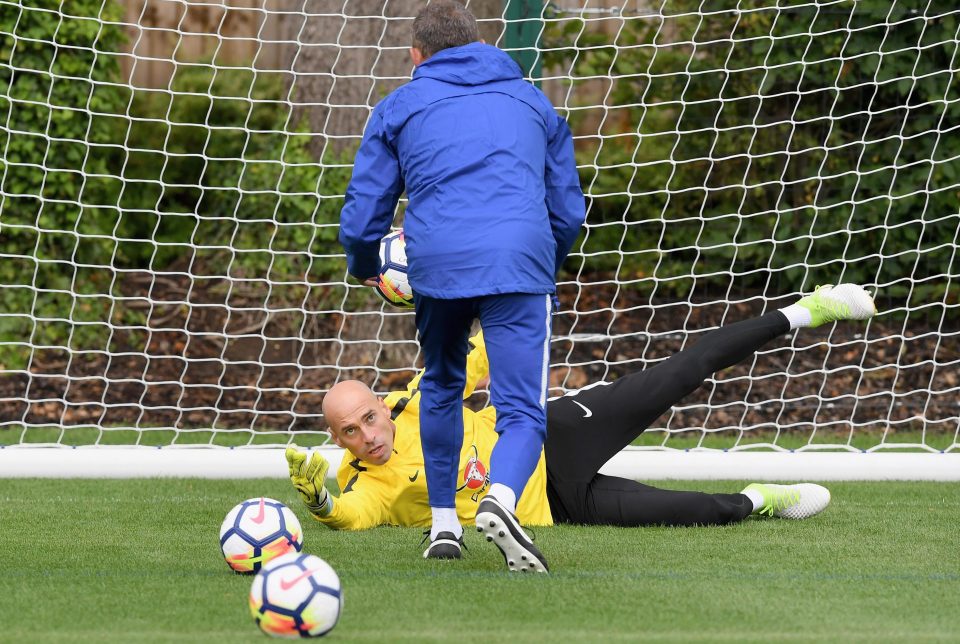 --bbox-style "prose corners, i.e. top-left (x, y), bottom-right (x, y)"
top-left (287, 284), bottom-right (876, 565)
